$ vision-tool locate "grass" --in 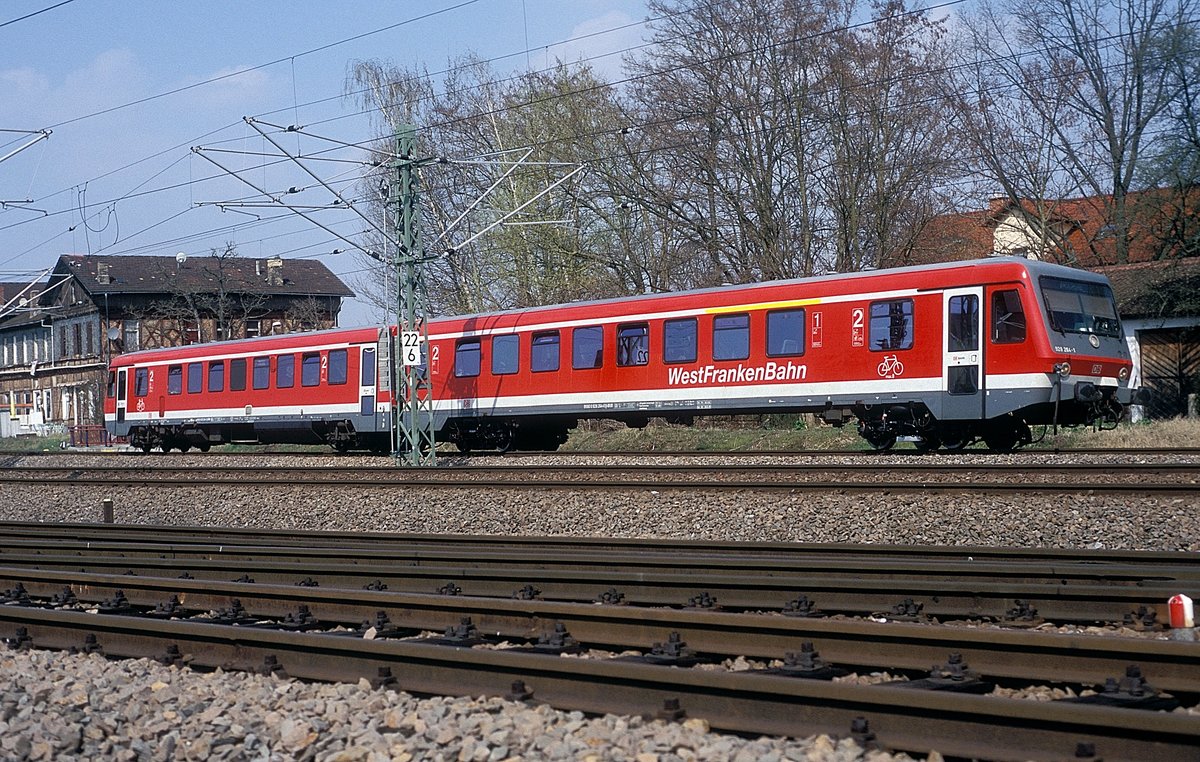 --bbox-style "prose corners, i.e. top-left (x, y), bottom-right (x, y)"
top-left (562, 415), bottom-right (1200, 452)
top-left (8, 416), bottom-right (1197, 454)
